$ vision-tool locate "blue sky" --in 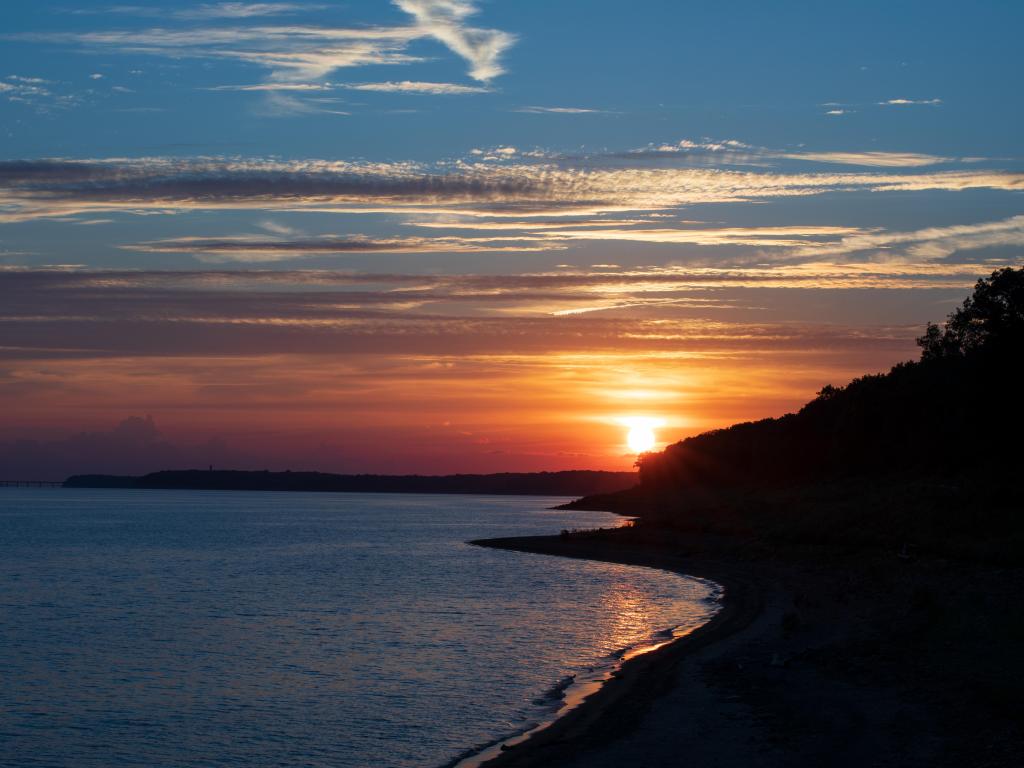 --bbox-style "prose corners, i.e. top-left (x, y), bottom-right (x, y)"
top-left (3, 0), bottom-right (1022, 161)
top-left (1, 0), bottom-right (1021, 279)
top-left (0, 1), bottom-right (1022, 474)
